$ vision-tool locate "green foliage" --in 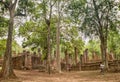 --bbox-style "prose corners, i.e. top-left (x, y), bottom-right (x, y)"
top-left (0, 1), bottom-right (8, 13)
top-left (68, 0), bottom-right (86, 23)
top-left (68, 0), bottom-right (118, 37)
top-left (19, 19), bottom-right (56, 52)
top-left (16, 0), bottom-right (36, 16)
top-left (12, 40), bottom-right (23, 54)
top-left (61, 25), bottom-right (84, 55)
top-left (19, 21), bottom-right (37, 37)
top-left (0, 39), bottom-right (22, 57)
top-left (86, 40), bottom-right (100, 55)
top-left (0, 16), bottom-right (8, 37)
top-left (108, 31), bottom-right (120, 56)
top-left (0, 39), bottom-right (6, 57)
